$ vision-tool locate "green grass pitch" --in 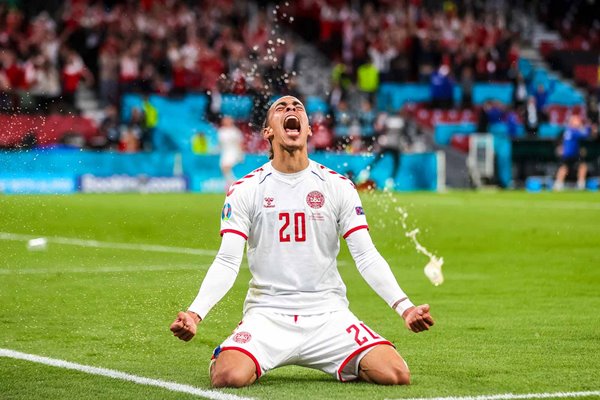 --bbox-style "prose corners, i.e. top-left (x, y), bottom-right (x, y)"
top-left (0, 192), bottom-right (599, 400)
